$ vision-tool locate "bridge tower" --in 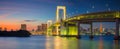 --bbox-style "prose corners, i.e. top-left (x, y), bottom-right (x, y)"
top-left (56, 6), bottom-right (66, 35)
